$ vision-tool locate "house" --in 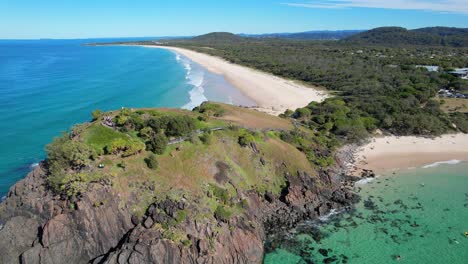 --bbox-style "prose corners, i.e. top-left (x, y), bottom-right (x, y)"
top-left (416, 65), bottom-right (439, 72)
top-left (449, 68), bottom-right (468, 79)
